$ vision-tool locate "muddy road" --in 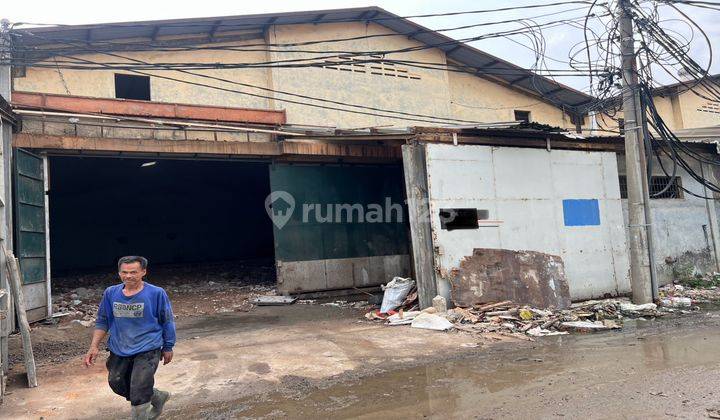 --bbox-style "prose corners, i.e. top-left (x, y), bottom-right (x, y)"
top-left (166, 314), bottom-right (720, 419)
top-left (7, 305), bottom-right (720, 419)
